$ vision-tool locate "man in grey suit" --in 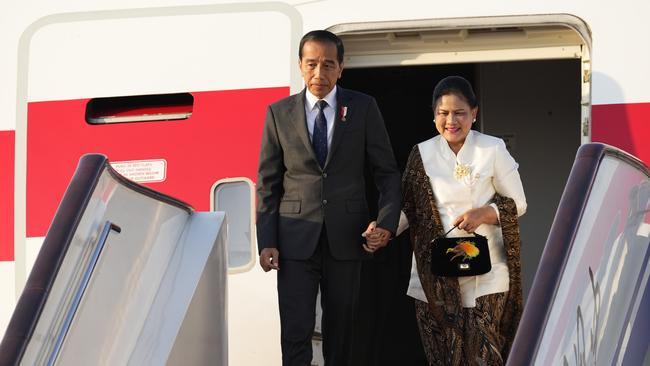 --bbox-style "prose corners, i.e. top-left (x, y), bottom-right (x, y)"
top-left (256, 30), bottom-right (401, 366)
